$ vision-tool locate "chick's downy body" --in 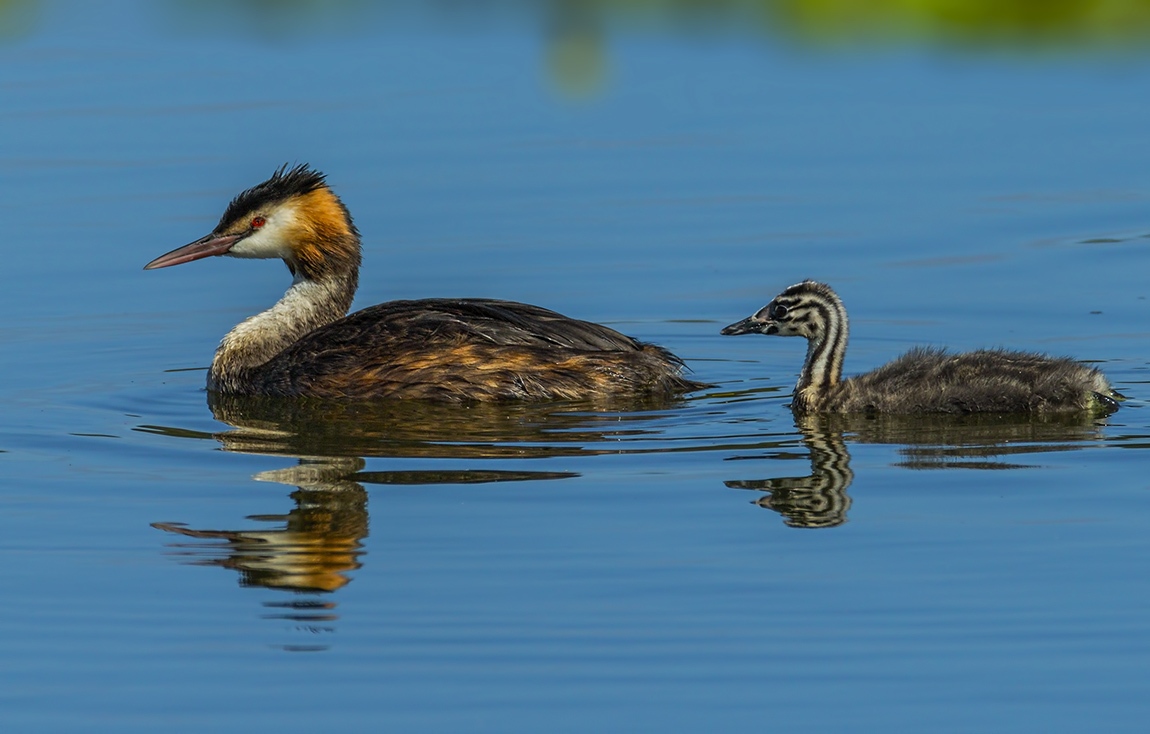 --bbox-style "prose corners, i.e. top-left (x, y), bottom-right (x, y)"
top-left (722, 280), bottom-right (1120, 415)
